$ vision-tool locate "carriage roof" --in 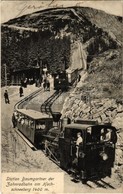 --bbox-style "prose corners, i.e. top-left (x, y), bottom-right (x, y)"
top-left (65, 123), bottom-right (116, 131)
top-left (17, 109), bottom-right (51, 120)
top-left (65, 123), bottom-right (94, 130)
